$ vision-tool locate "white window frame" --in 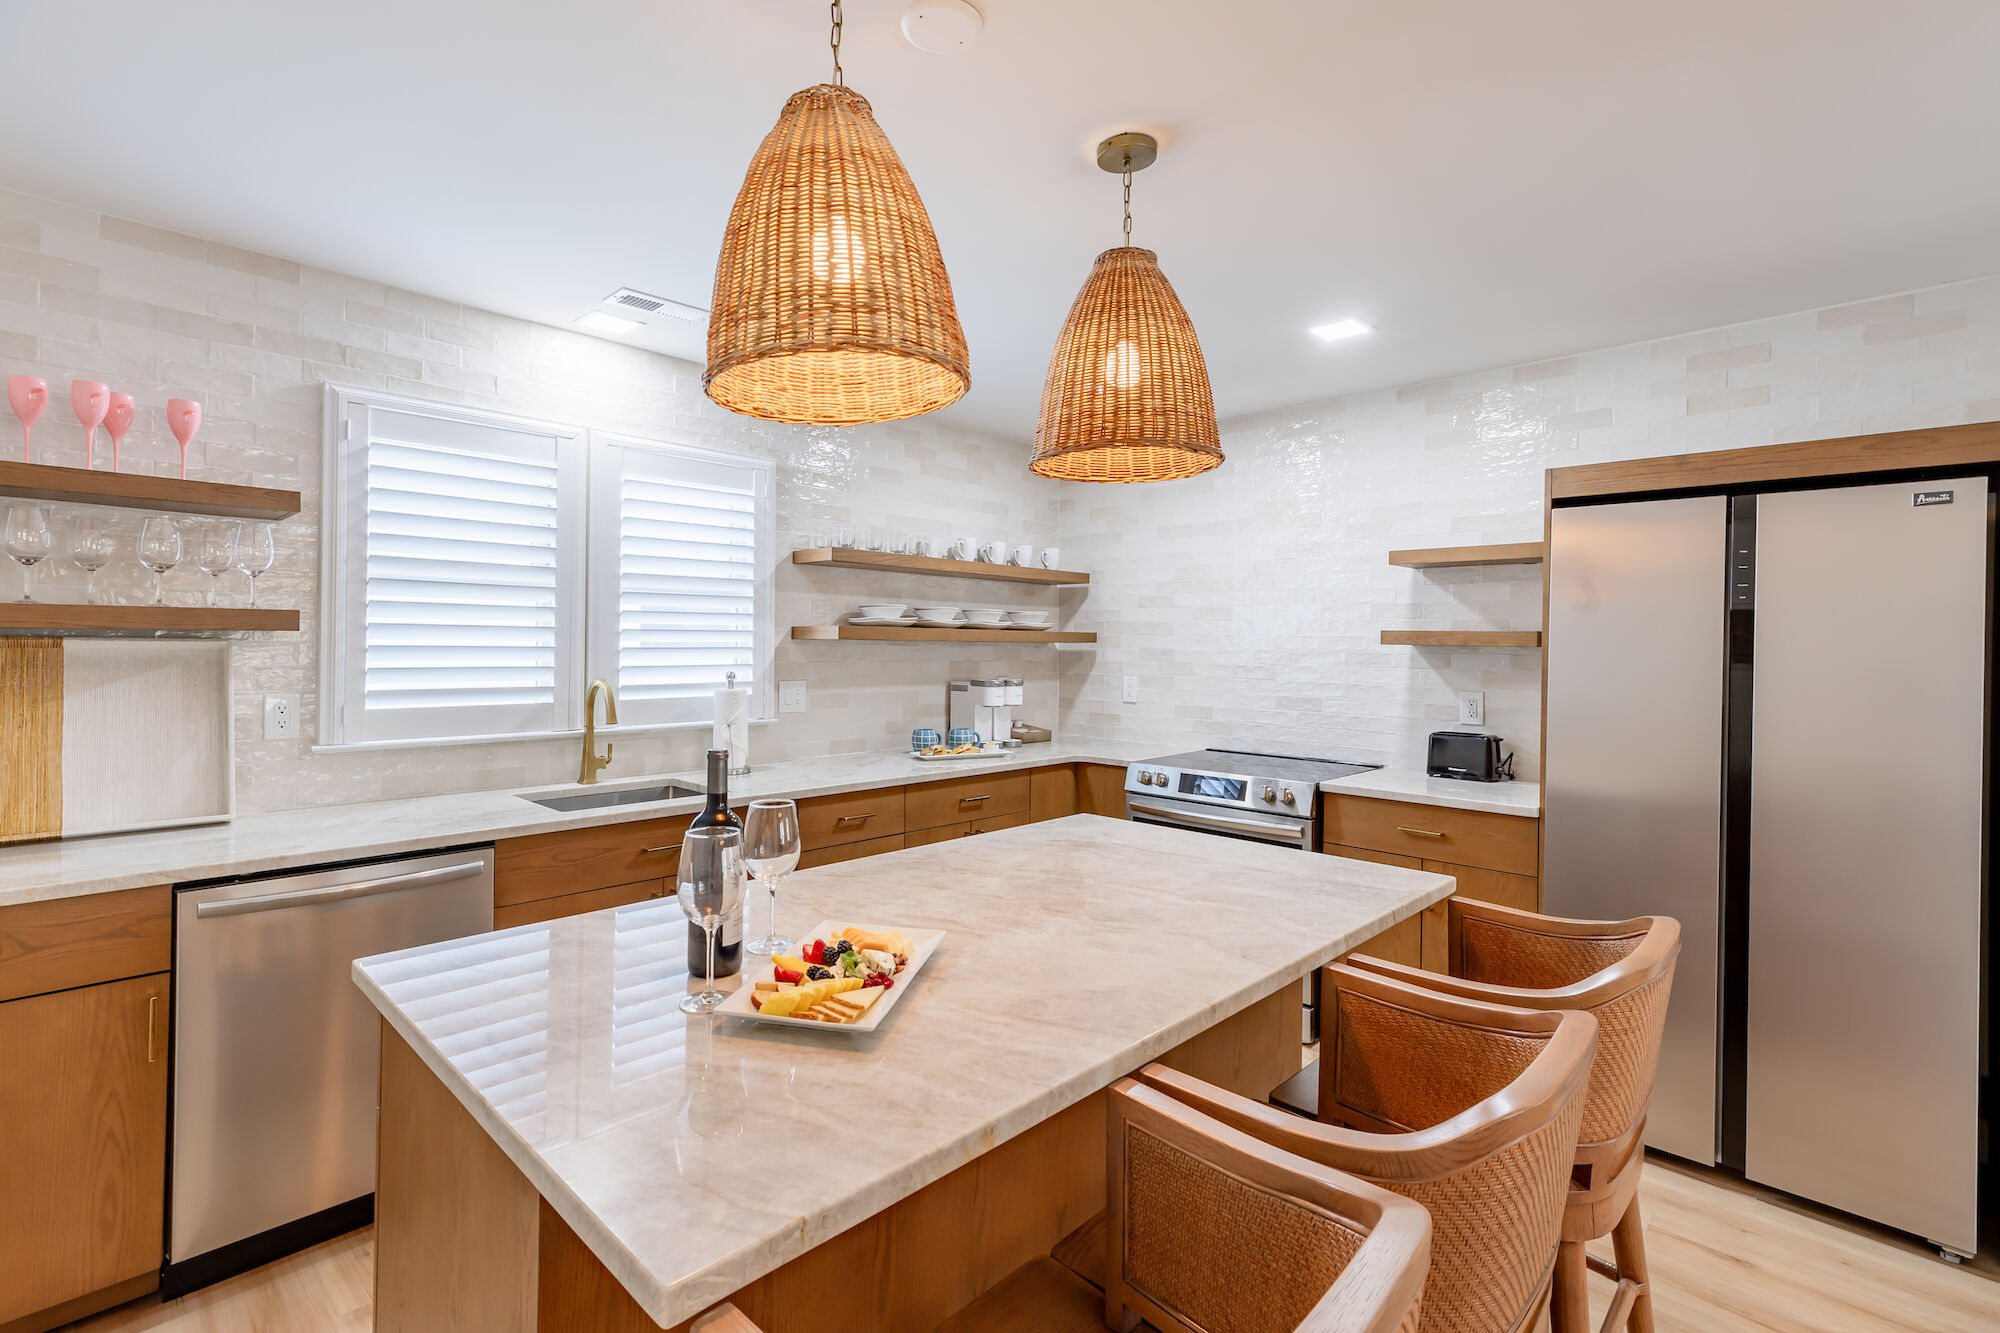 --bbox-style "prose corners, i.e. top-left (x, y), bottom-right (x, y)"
top-left (318, 384), bottom-right (587, 747)
top-left (586, 430), bottom-right (776, 726)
